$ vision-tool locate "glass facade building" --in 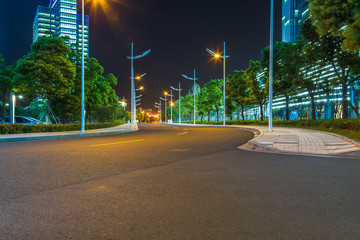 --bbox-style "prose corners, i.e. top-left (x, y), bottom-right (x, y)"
top-left (33, 0), bottom-right (89, 56)
top-left (282, 0), bottom-right (309, 42)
